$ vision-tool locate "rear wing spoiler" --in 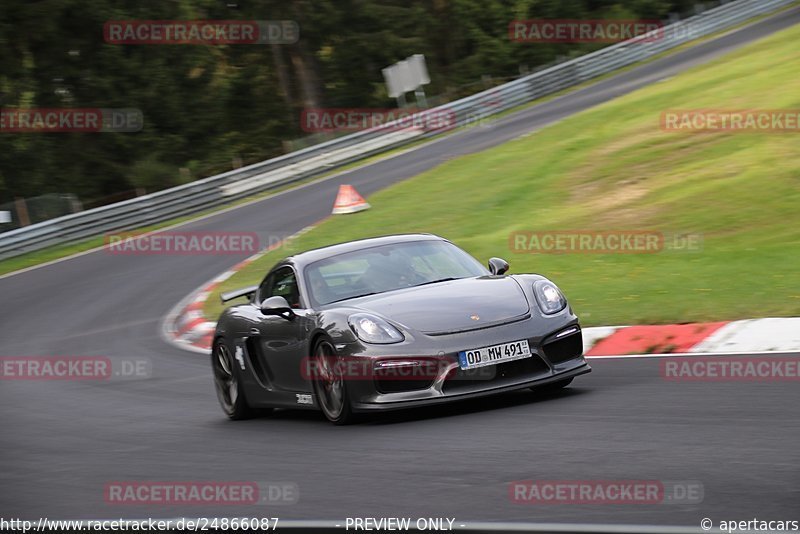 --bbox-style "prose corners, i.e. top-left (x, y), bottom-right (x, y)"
top-left (220, 285), bottom-right (258, 304)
